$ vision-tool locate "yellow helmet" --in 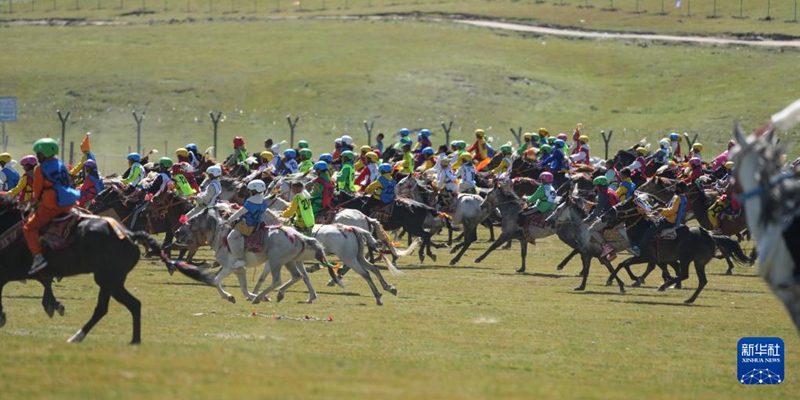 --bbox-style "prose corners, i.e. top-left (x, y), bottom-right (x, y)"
top-left (175, 148), bottom-right (189, 158)
top-left (692, 143), bottom-right (703, 152)
top-left (260, 151), bottom-right (274, 162)
top-left (366, 152), bottom-right (378, 162)
top-left (724, 161), bottom-right (734, 170)
top-left (579, 135), bottom-right (589, 144)
top-left (0, 153), bottom-right (10, 164)
top-left (461, 153), bottom-right (473, 162)
top-left (538, 127), bottom-right (549, 136)
top-left (360, 145), bottom-right (372, 153)
top-left (474, 129), bottom-right (485, 138)
top-left (522, 132), bottom-right (533, 140)
top-left (636, 147), bottom-right (648, 155)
